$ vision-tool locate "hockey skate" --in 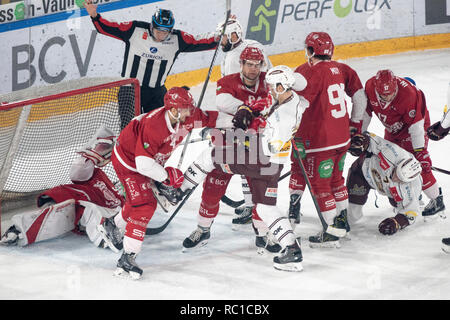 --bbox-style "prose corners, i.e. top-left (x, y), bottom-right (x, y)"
top-left (255, 235), bottom-right (282, 255)
top-left (288, 194), bottom-right (302, 226)
top-left (273, 239), bottom-right (303, 272)
top-left (422, 188), bottom-right (445, 221)
top-left (232, 206), bottom-right (252, 230)
top-left (442, 237), bottom-right (450, 254)
top-left (182, 225), bottom-right (211, 252)
top-left (114, 252), bottom-right (143, 280)
top-left (97, 218), bottom-right (123, 253)
top-left (309, 231), bottom-right (341, 248)
top-left (0, 225), bottom-right (20, 246)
